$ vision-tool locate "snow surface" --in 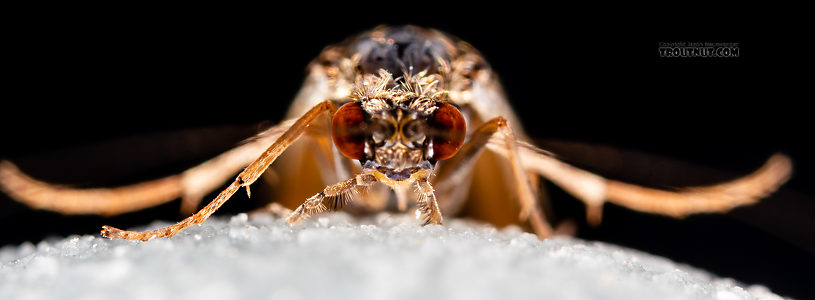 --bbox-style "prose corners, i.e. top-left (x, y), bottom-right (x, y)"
top-left (0, 212), bottom-right (786, 300)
